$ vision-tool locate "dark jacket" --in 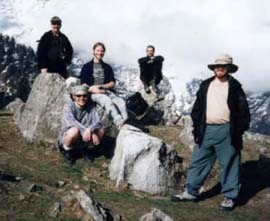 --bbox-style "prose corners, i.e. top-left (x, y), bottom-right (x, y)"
top-left (80, 59), bottom-right (115, 89)
top-left (191, 76), bottom-right (250, 150)
top-left (138, 55), bottom-right (164, 85)
top-left (37, 31), bottom-right (73, 77)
